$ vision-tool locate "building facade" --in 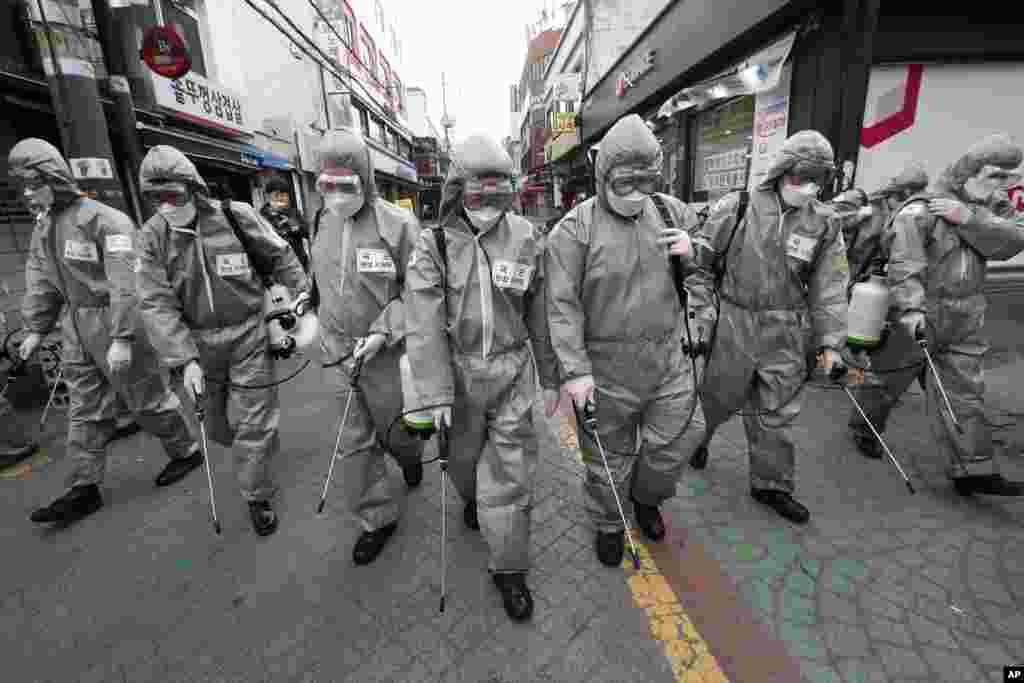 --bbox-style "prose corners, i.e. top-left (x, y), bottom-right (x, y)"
top-left (576, 0), bottom-right (1023, 282)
